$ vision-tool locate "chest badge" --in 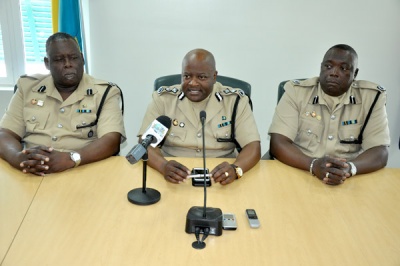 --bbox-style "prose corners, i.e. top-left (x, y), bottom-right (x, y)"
top-left (342, 119), bottom-right (358, 125)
